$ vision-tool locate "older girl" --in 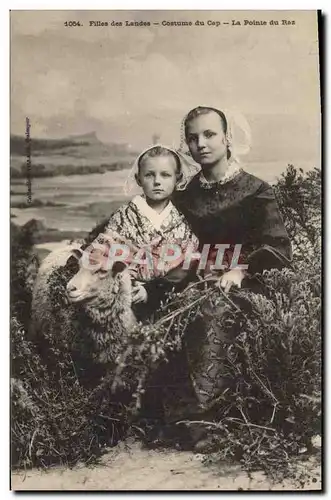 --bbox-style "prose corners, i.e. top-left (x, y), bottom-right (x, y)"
top-left (156, 107), bottom-right (292, 450)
